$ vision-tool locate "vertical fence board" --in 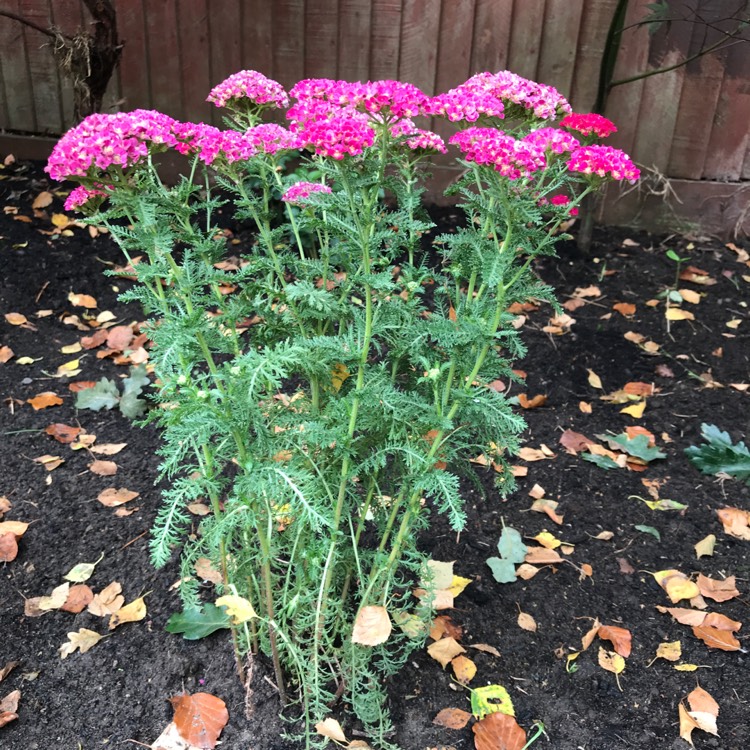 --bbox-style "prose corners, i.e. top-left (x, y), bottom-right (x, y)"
top-left (507, 0), bottom-right (545, 80)
top-left (145, 0), bottom-right (182, 119)
top-left (369, 0), bottom-right (402, 80)
top-left (0, 1), bottom-right (38, 131)
top-left (602, 0), bottom-right (651, 159)
top-left (470, 0), bottom-right (513, 74)
top-left (668, 52), bottom-right (724, 179)
top-left (743, 141), bottom-right (750, 181)
top-left (339, 0), bottom-right (372, 81)
top-left (305, 0), bottom-right (339, 79)
top-left (116, 0), bottom-right (151, 110)
top-left (177, 0), bottom-right (211, 122)
top-left (569, 0), bottom-right (617, 111)
top-left (537, 0), bottom-right (583, 97)
top-left (272, 0), bottom-right (305, 90)
top-left (398, 0), bottom-right (441, 93)
top-left (49, 0), bottom-right (84, 127)
top-left (241, 0), bottom-right (274, 78)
